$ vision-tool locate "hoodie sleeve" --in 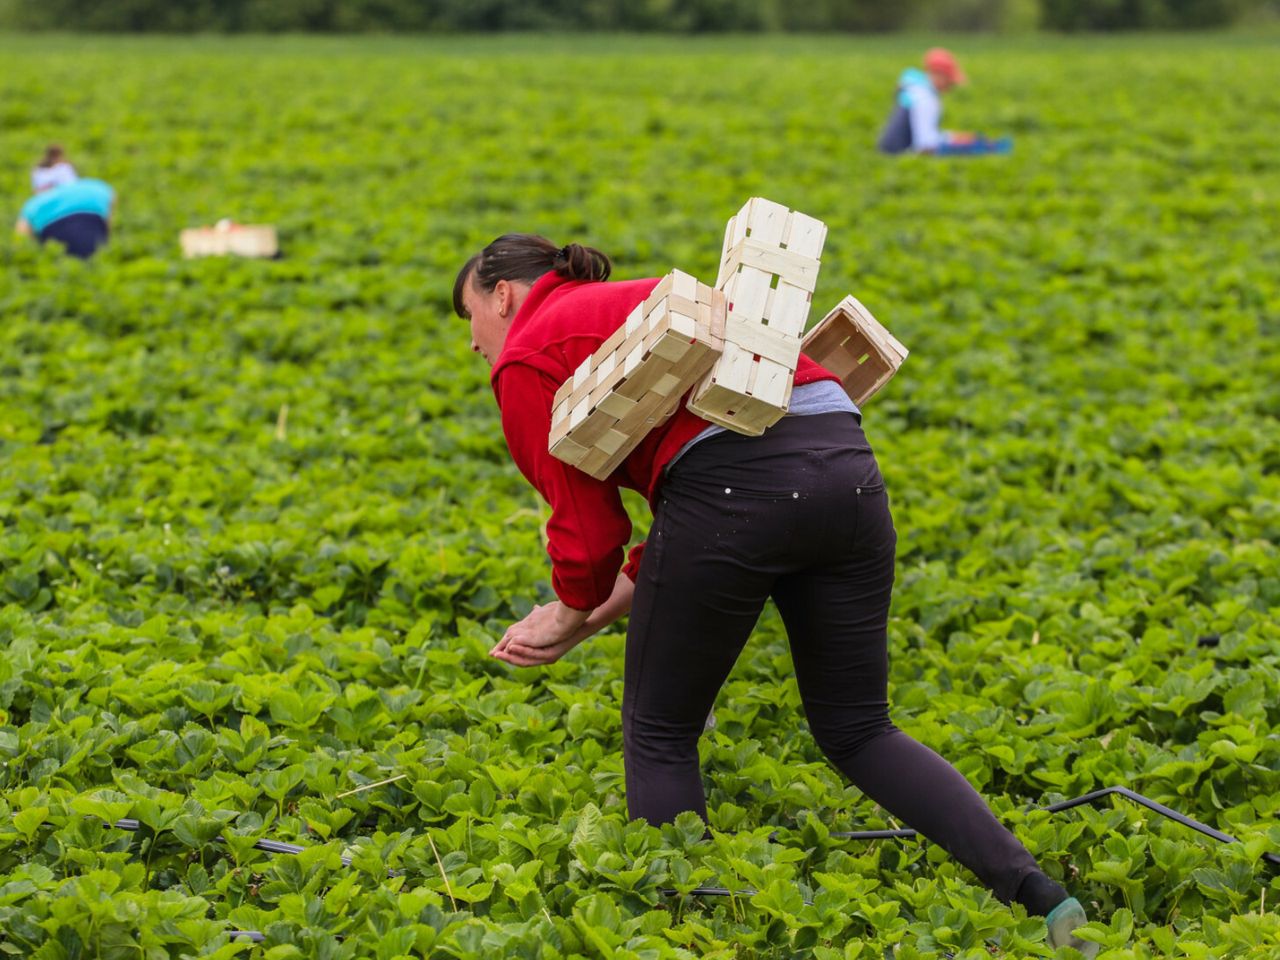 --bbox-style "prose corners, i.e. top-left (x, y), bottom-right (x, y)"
top-left (495, 363), bottom-right (632, 611)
